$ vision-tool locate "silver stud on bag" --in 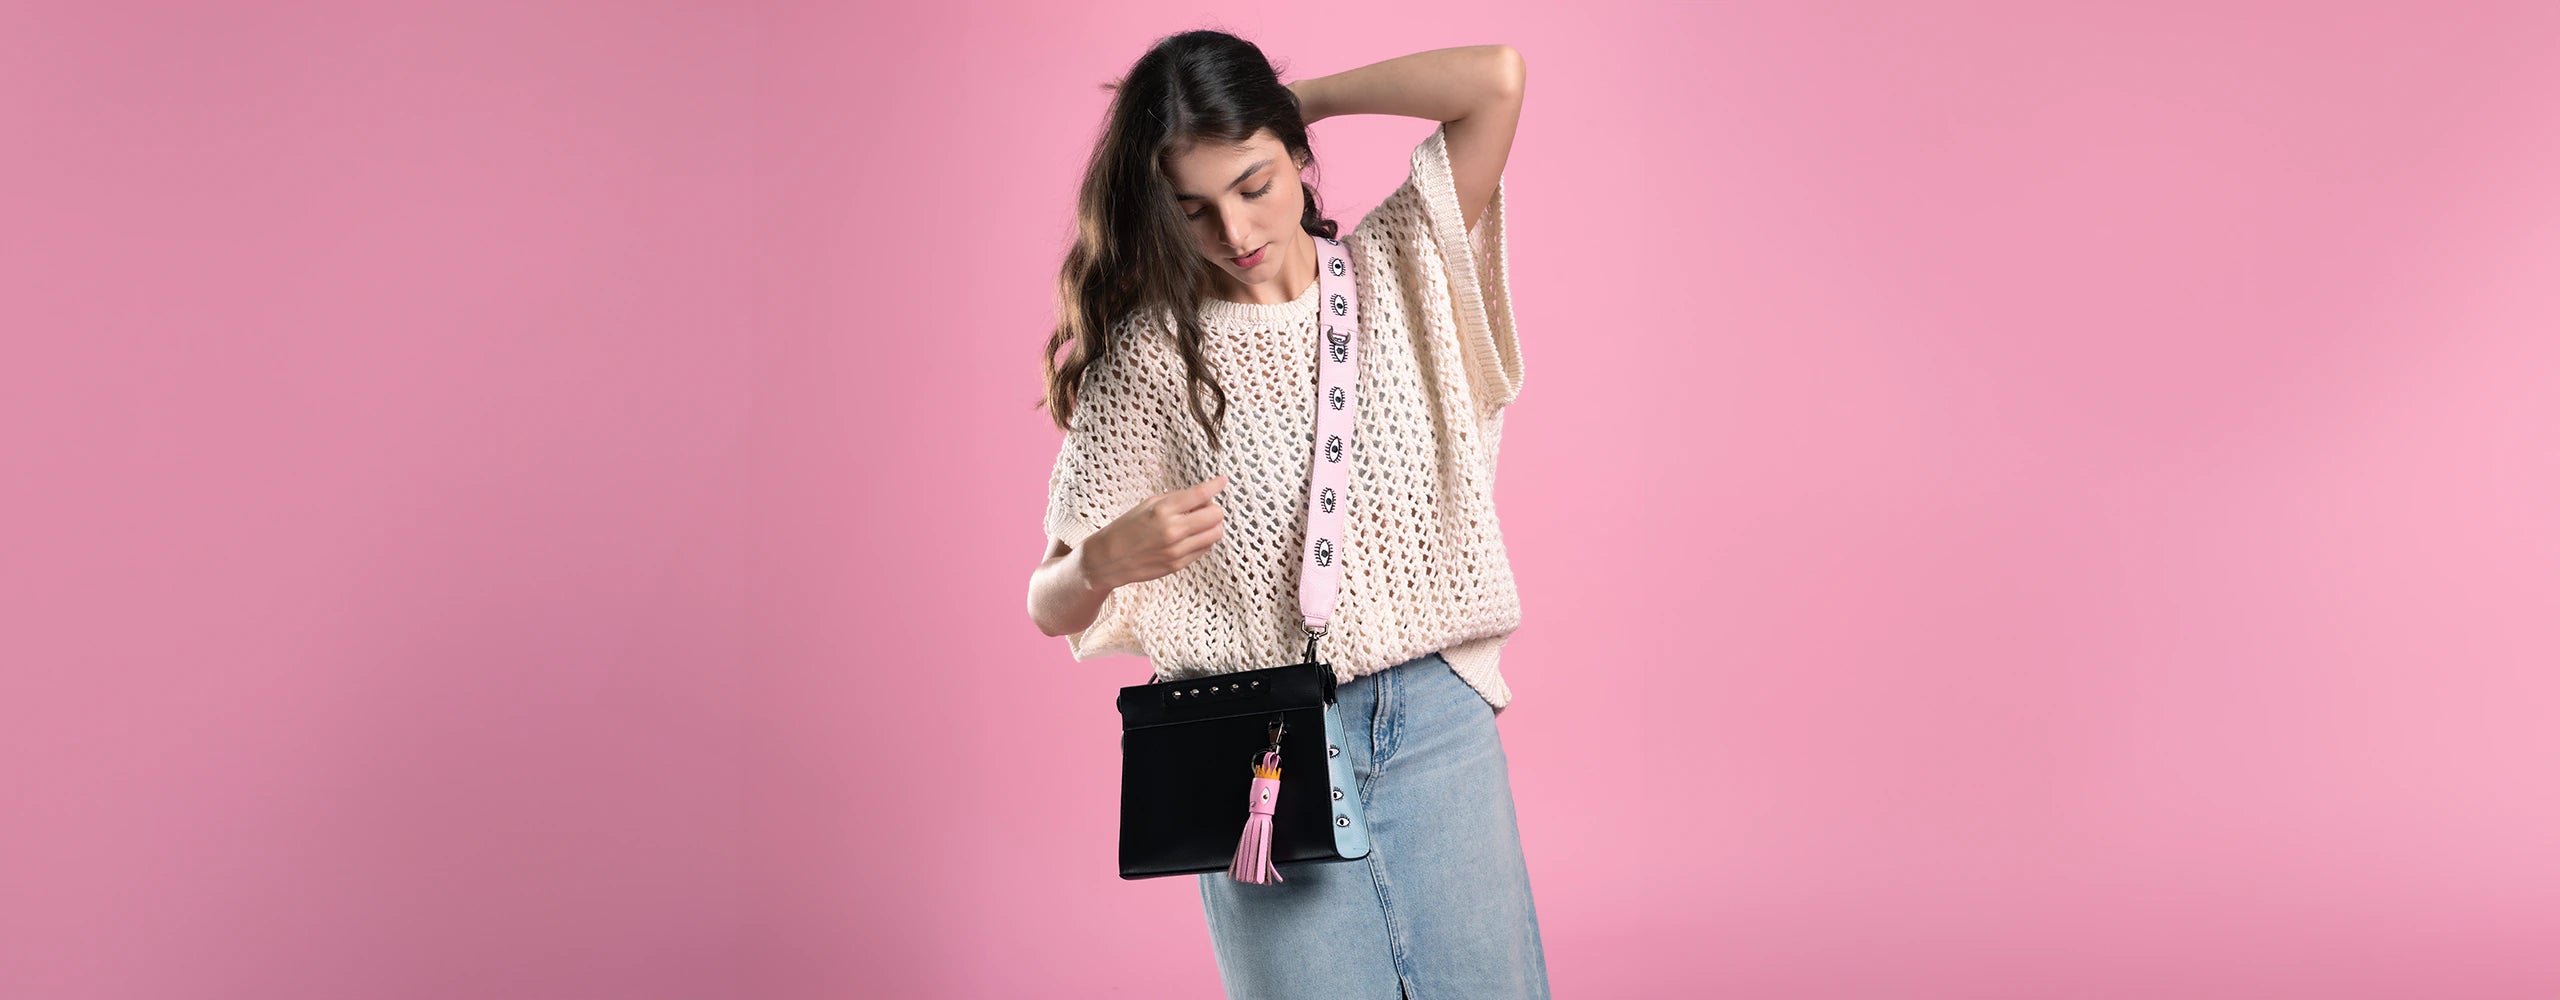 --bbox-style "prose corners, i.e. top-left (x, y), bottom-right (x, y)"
top-left (1331, 787), bottom-right (1343, 800)
top-left (1327, 743), bottom-right (1339, 758)
top-left (1336, 815), bottom-right (1350, 827)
